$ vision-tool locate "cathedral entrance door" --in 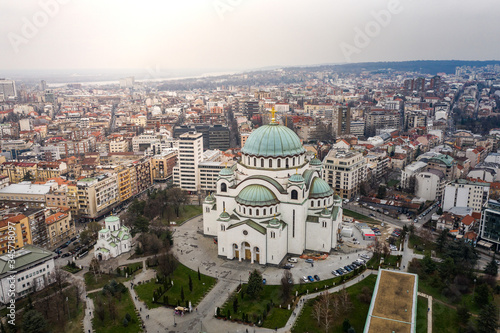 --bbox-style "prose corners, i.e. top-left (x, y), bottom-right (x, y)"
top-left (254, 247), bottom-right (260, 263)
top-left (243, 242), bottom-right (251, 260)
top-left (233, 244), bottom-right (239, 260)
